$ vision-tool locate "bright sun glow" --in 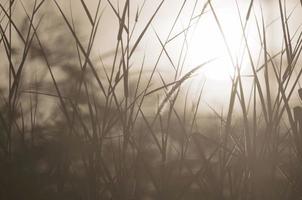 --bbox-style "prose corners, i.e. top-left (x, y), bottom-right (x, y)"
top-left (187, 6), bottom-right (243, 81)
